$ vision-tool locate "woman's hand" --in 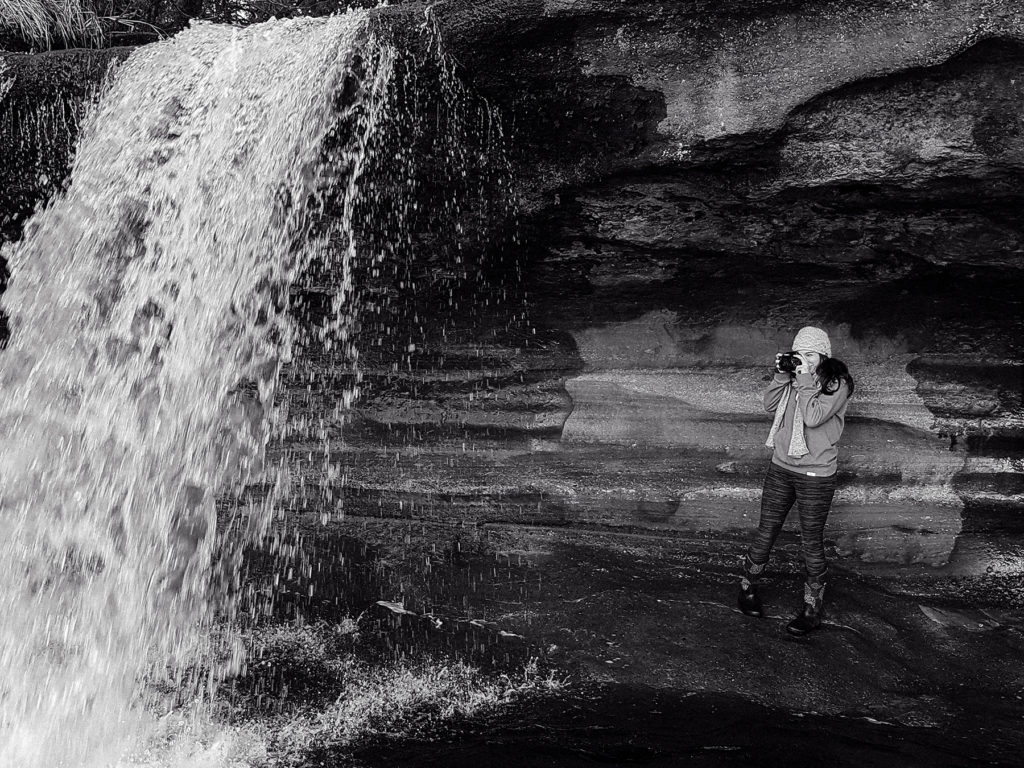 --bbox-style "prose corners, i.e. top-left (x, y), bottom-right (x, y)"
top-left (796, 350), bottom-right (820, 375)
